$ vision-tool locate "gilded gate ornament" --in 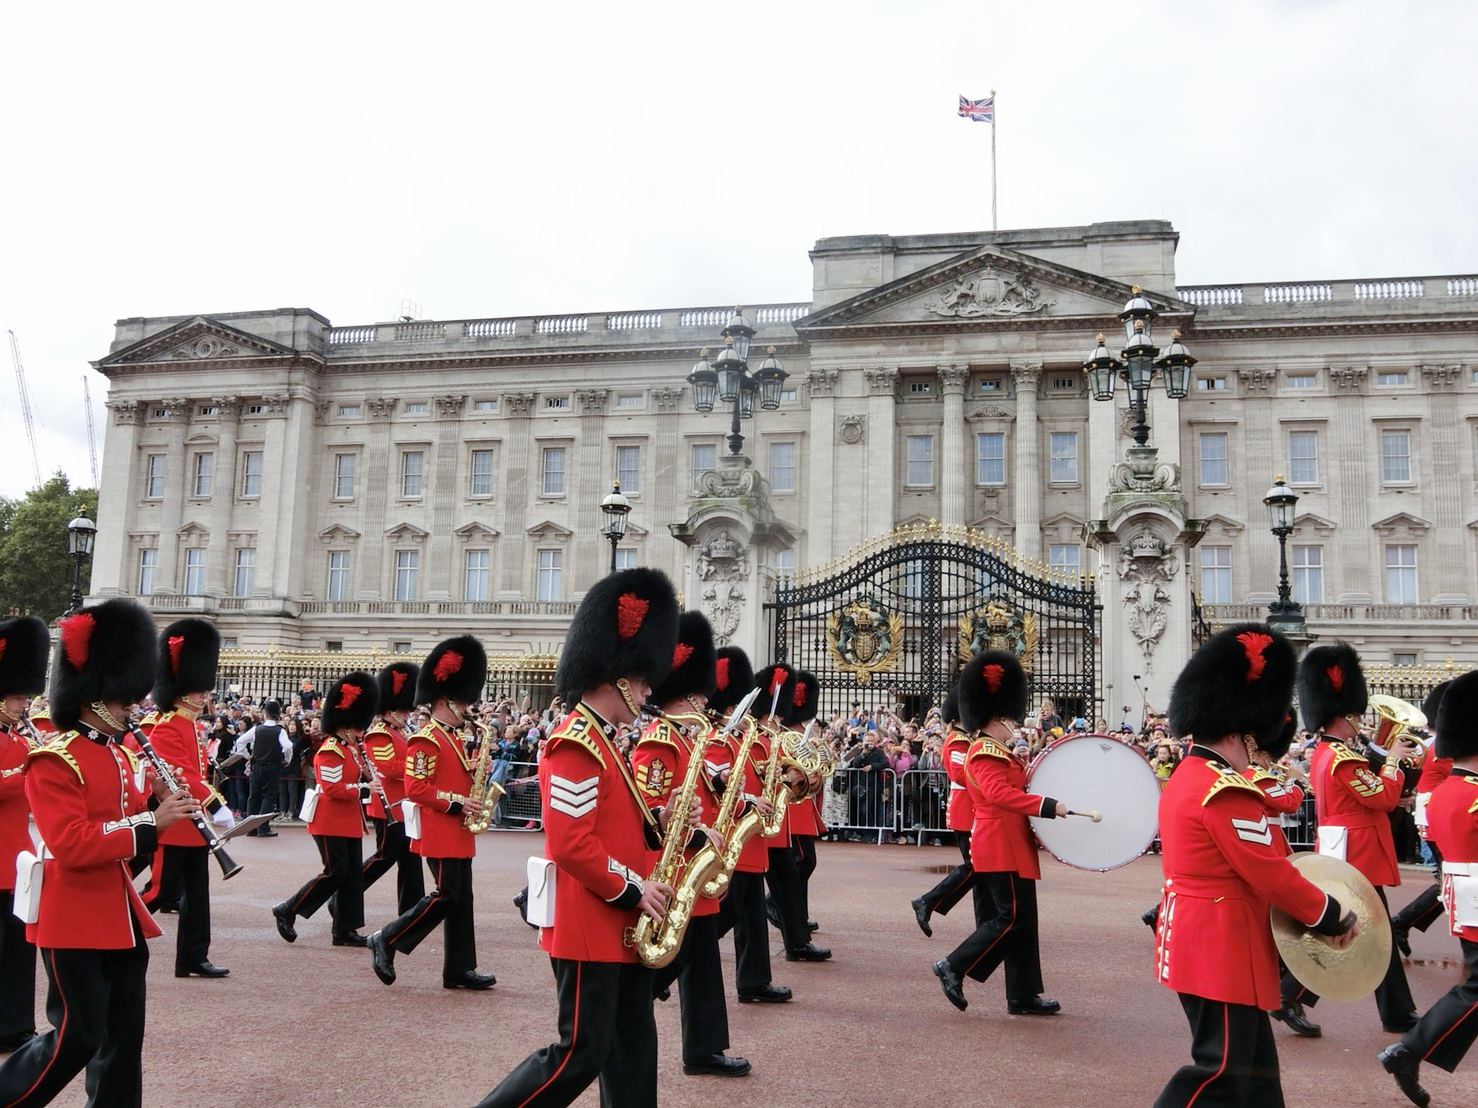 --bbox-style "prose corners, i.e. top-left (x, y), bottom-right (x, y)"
top-left (826, 594), bottom-right (903, 685)
top-left (958, 599), bottom-right (1038, 674)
